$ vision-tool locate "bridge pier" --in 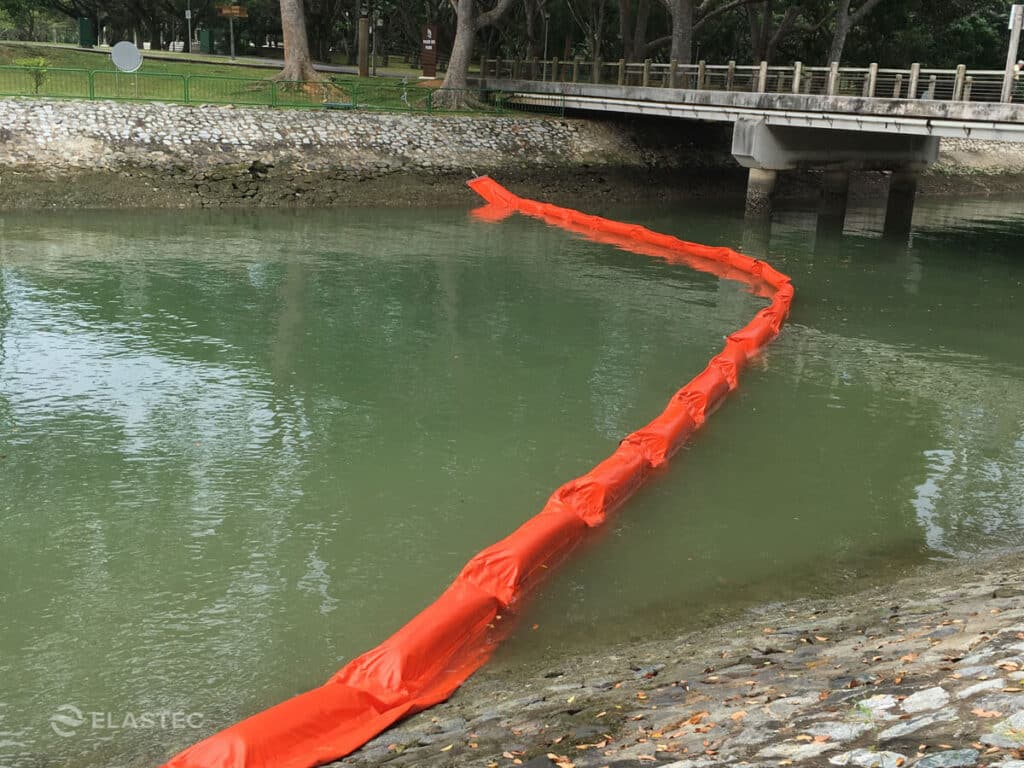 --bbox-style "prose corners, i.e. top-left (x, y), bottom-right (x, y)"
top-left (817, 170), bottom-right (851, 235)
top-left (731, 119), bottom-right (937, 236)
top-left (883, 170), bottom-right (919, 241)
top-left (744, 168), bottom-right (777, 220)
